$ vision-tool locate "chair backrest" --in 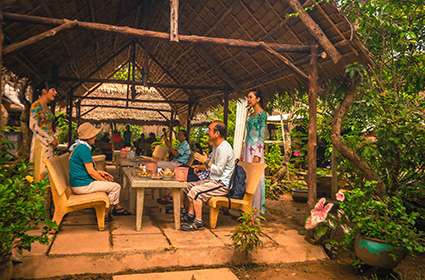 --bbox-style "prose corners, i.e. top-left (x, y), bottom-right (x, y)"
top-left (45, 153), bottom-right (72, 204)
top-left (152, 145), bottom-right (168, 160)
top-left (238, 161), bottom-right (266, 203)
top-left (93, 154), bottom-right (106, 171)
